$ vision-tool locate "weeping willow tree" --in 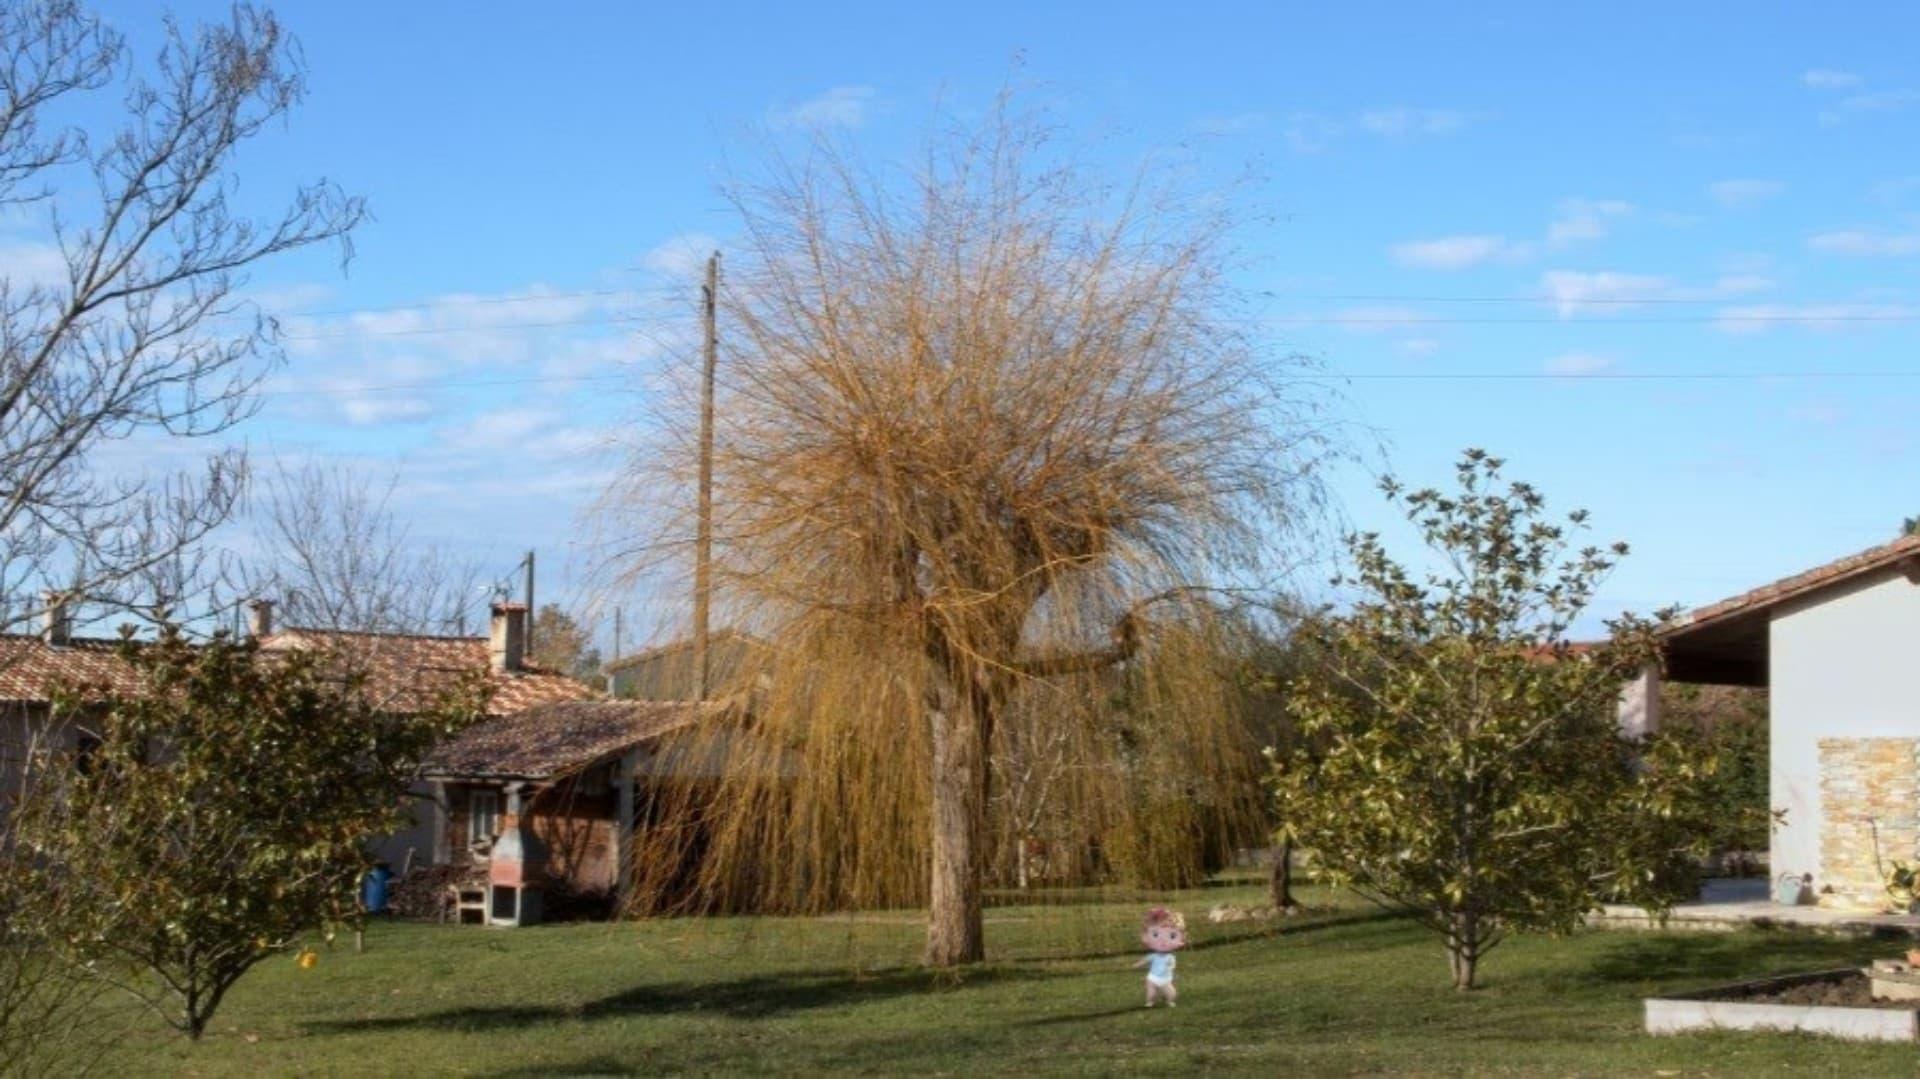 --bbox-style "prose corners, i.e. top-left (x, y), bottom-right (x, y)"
top-left (603, 101), bottom-right (1331, 966)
